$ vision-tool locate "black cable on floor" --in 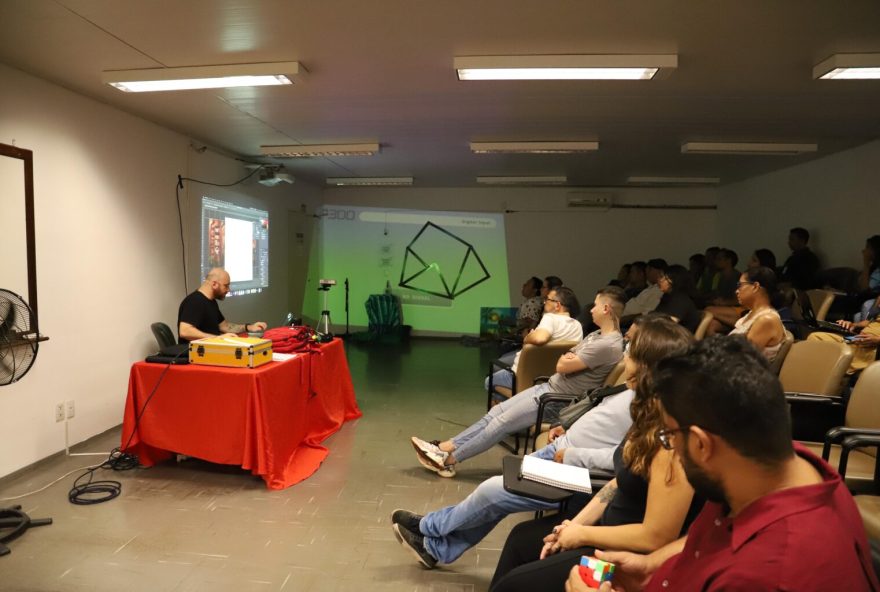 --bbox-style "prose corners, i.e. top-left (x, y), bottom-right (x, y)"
top-left (67, 351), bottom-right (184, 505)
